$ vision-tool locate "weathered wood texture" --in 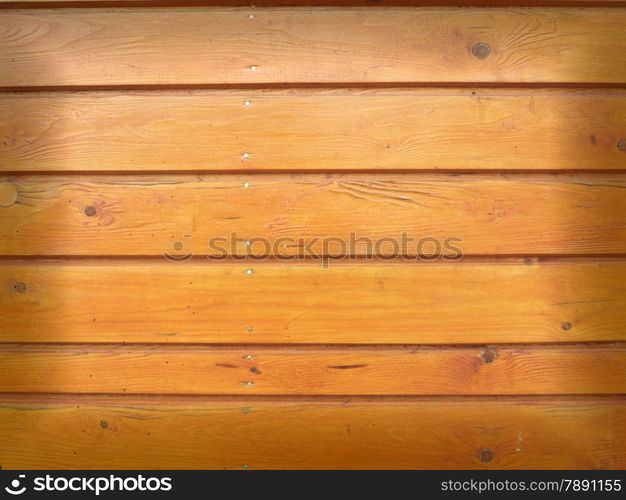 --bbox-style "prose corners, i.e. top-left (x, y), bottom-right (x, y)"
top-left (2, 8), bottom-right (626, 87)
top-left (1, 344), bottom-right (624, 395)
top-left (1, 174), bottom-right (626, 256)
top-left (2, 90), bottom-right (626, 172)
top-left (0, 396), bottom-right (624, 469)
top-left (4, 1), bottom-right (626, 6)
top-left (2, 262), bottom-right (624, 343)
top-left (1, 3), bottom-right (626, 471)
